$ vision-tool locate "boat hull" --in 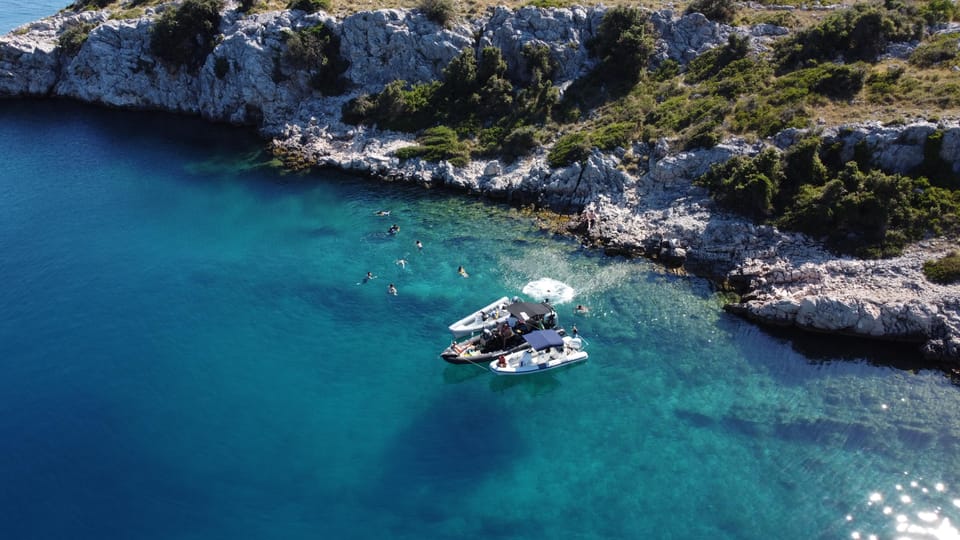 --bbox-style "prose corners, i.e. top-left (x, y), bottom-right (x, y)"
top-left (489, 351), bottom-right (588, 375)
top-left (441, 340), bottom-right (533, 364)
top-left (441, 328), bottom-right (567, 364)
top-left (447, 296), bottom-right (511, 337)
